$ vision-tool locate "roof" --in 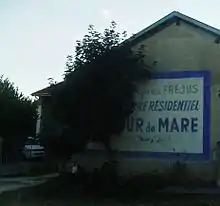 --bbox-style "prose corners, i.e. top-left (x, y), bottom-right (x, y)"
top-left (32, 11), bottom-right (220, 97)
top-left (128, 11), bottom-right (220, 46)
top-left (31, 82), bottom-right (63, 97)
